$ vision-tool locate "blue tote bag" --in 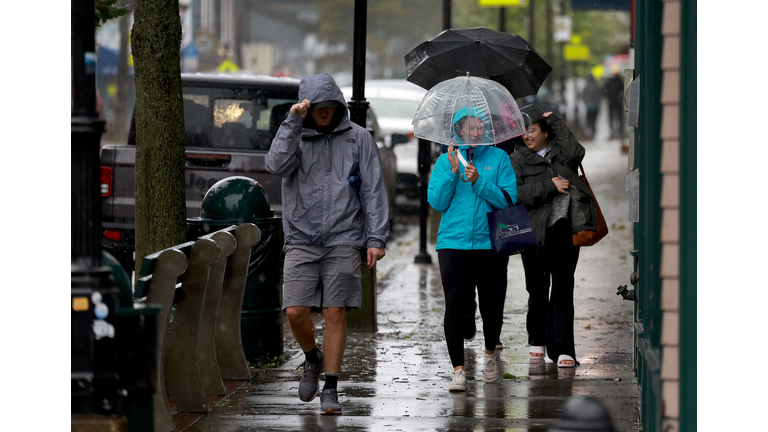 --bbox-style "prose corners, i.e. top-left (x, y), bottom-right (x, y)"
top-left (486, 189), bottom-right (537, 255)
